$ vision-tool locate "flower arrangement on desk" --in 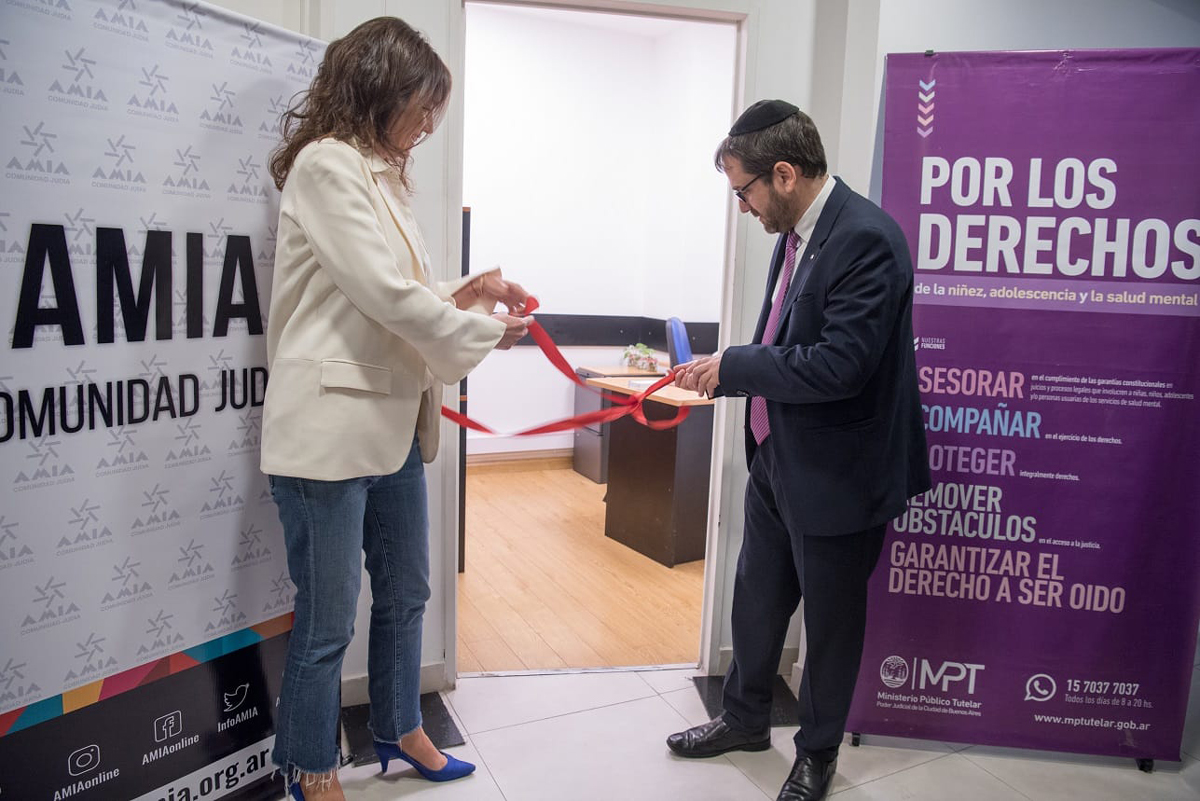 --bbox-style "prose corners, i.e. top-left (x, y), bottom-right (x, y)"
top-left (621, 343), bottom-right (660, 372)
